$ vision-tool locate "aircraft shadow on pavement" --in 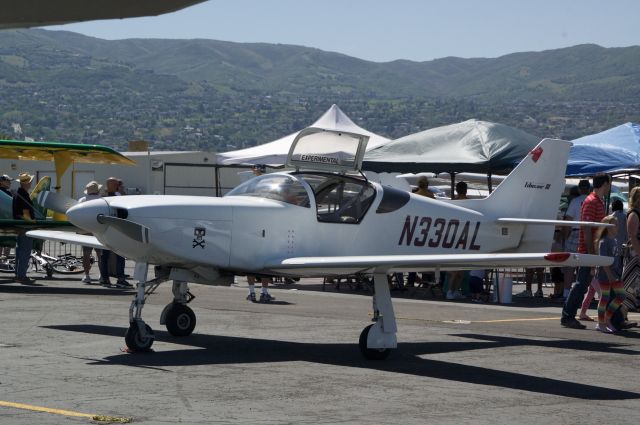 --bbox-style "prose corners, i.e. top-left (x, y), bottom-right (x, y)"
top-left (44, 324), bottom-right (640, 401)
top-left (0, 284), bottom-right (135, 296)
